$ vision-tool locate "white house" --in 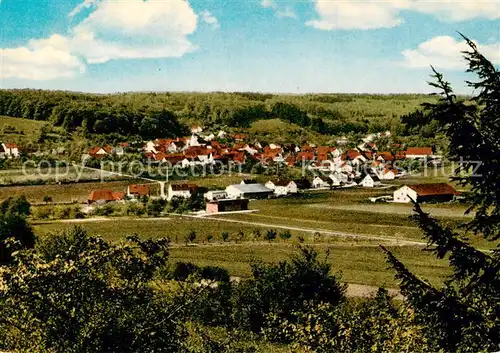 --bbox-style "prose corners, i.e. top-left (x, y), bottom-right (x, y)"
top-left (328, 174), bottom-right (341, 187)
top-left (204, 190), bottom-right (228, 201)
top-left (265, 180), bottom-right (297, 196)
top-left (167, 184), bottom-right (197, 201)
top-left (312, 176), bottom-right (330, 188)
top-left (2, 143), bottom-right (20, 158)
top-left (217, 130), bottom-right (226, 138)
top-left (378, 168), bottom-right (396, 180)
top-left (360, 174), bottom-right (375, 188)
